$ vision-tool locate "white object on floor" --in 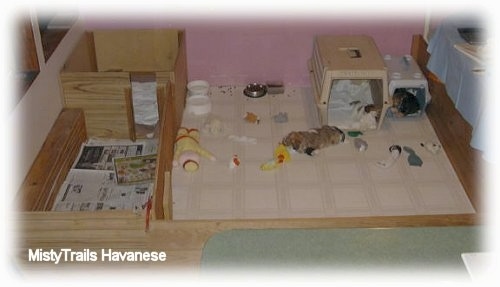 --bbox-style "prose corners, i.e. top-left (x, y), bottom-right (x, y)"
top-left (376, 145), bottom-right (402, 168)
top-left (228, 135), bottom-right (257, 144)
